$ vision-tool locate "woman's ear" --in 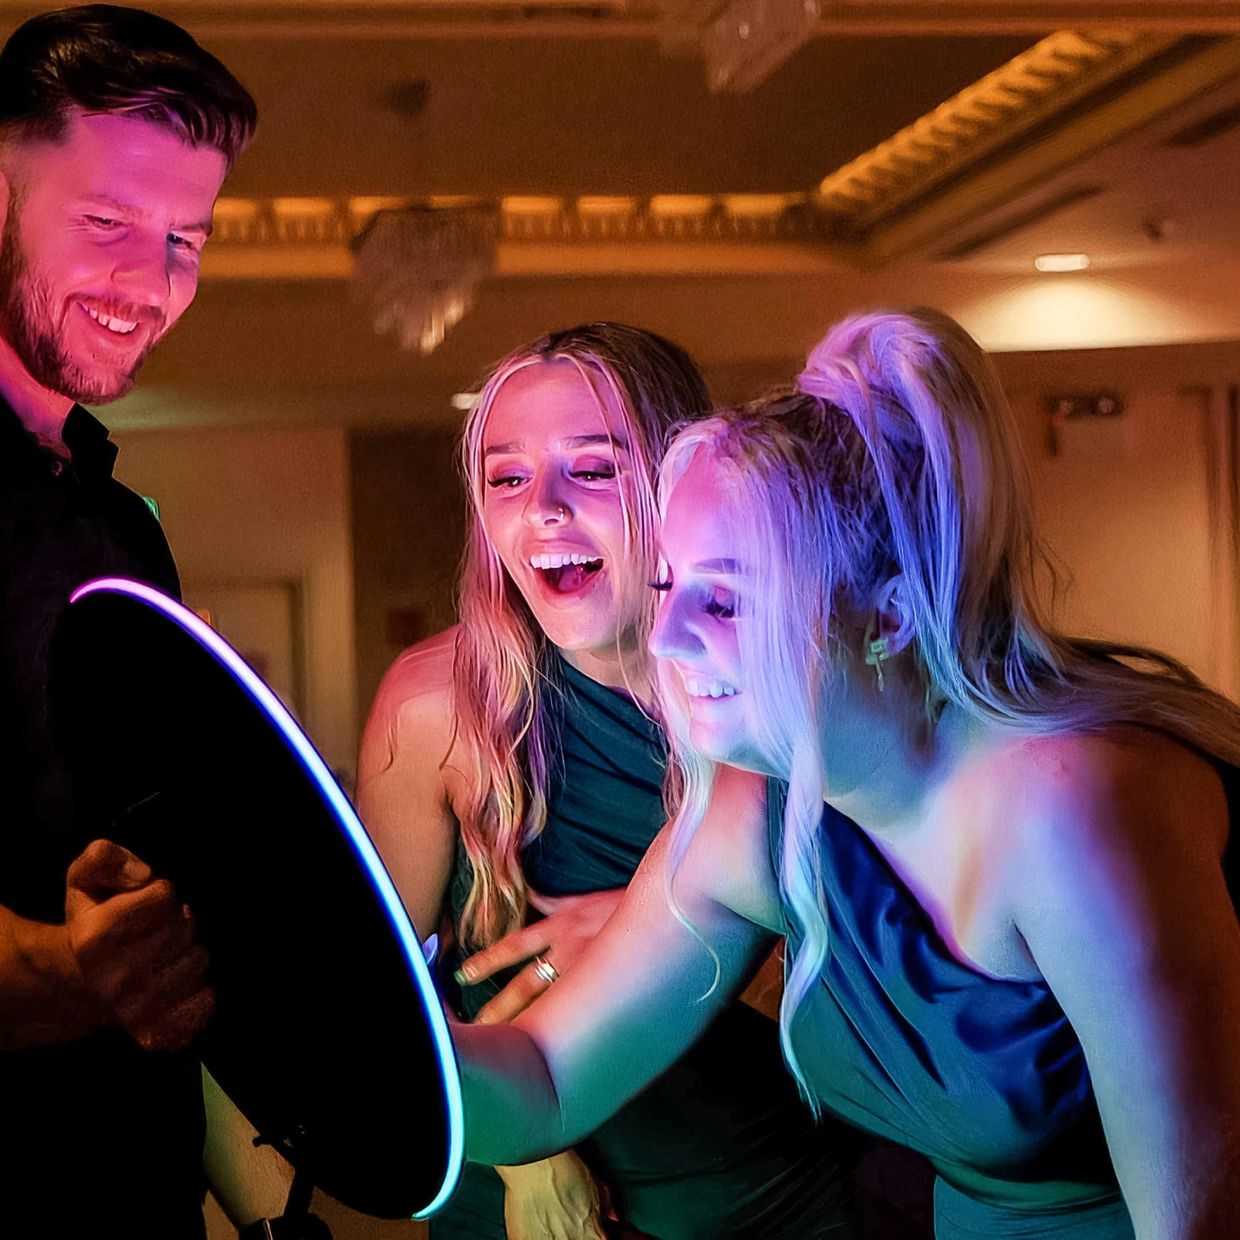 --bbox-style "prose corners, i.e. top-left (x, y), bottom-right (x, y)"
top-left (871, 574), bottom-right (914, 655)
